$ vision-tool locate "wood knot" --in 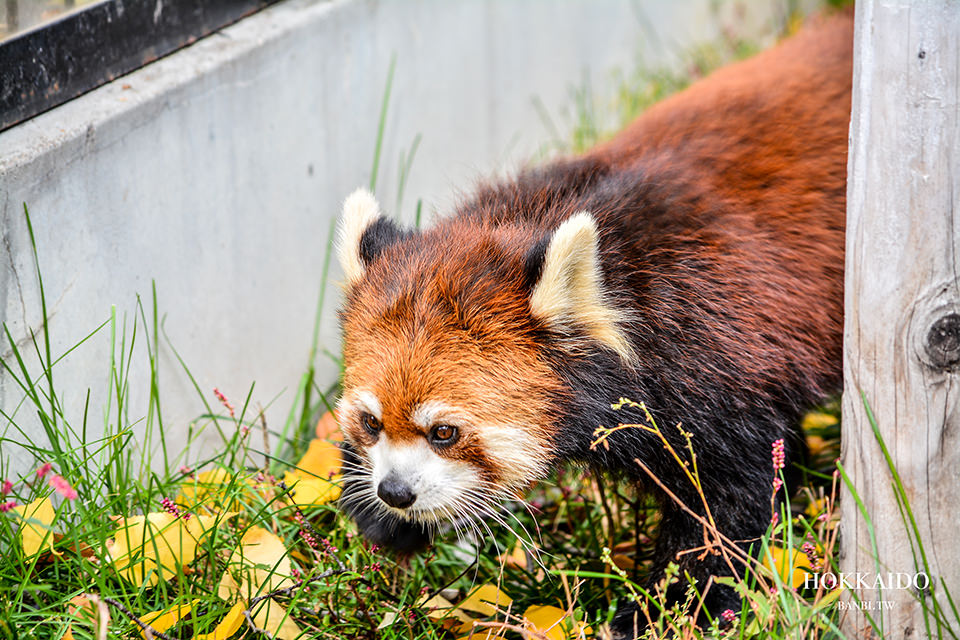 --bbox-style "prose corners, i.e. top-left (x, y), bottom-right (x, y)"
top-left (924, 314), bottom-right (960, 368)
